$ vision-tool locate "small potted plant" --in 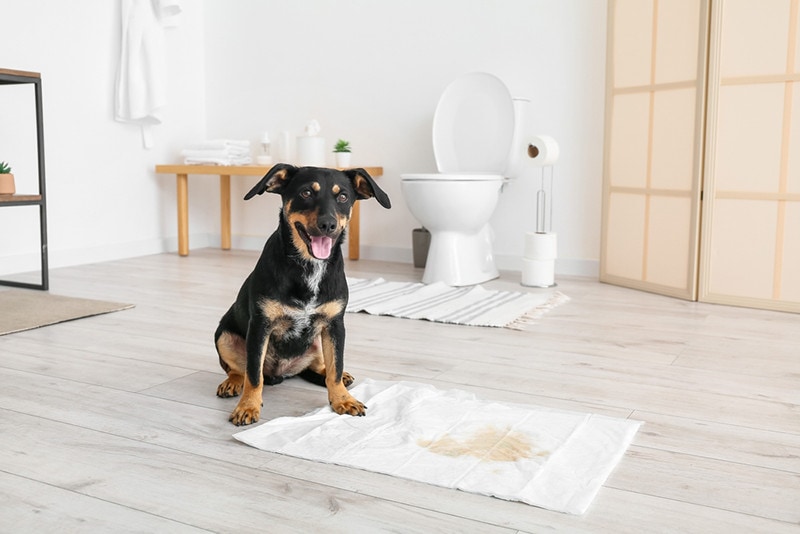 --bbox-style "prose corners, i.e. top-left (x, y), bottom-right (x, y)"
top-left (0, 161), bottom-right (15, 196)
top-left (333, 139), bottom-right (352, 168)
